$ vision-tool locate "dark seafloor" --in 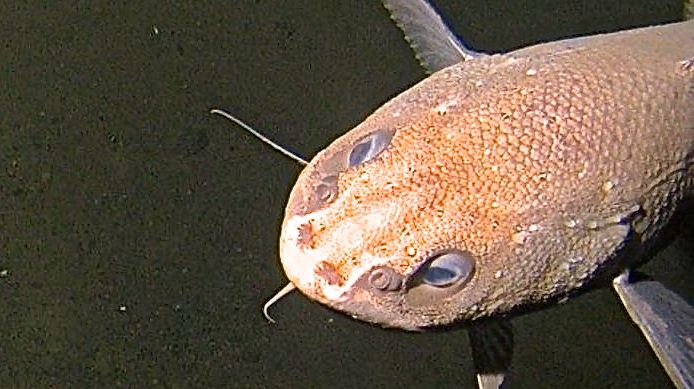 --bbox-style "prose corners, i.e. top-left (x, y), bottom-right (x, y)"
top-left (0, 1), bottom-right (692, 388)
